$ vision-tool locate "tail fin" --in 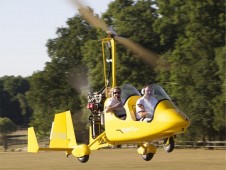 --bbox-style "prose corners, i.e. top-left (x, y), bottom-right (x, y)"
top-left (27, 127), bottom-right (39, 152)
top-left (49, 111), bottom-right (77, 148)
